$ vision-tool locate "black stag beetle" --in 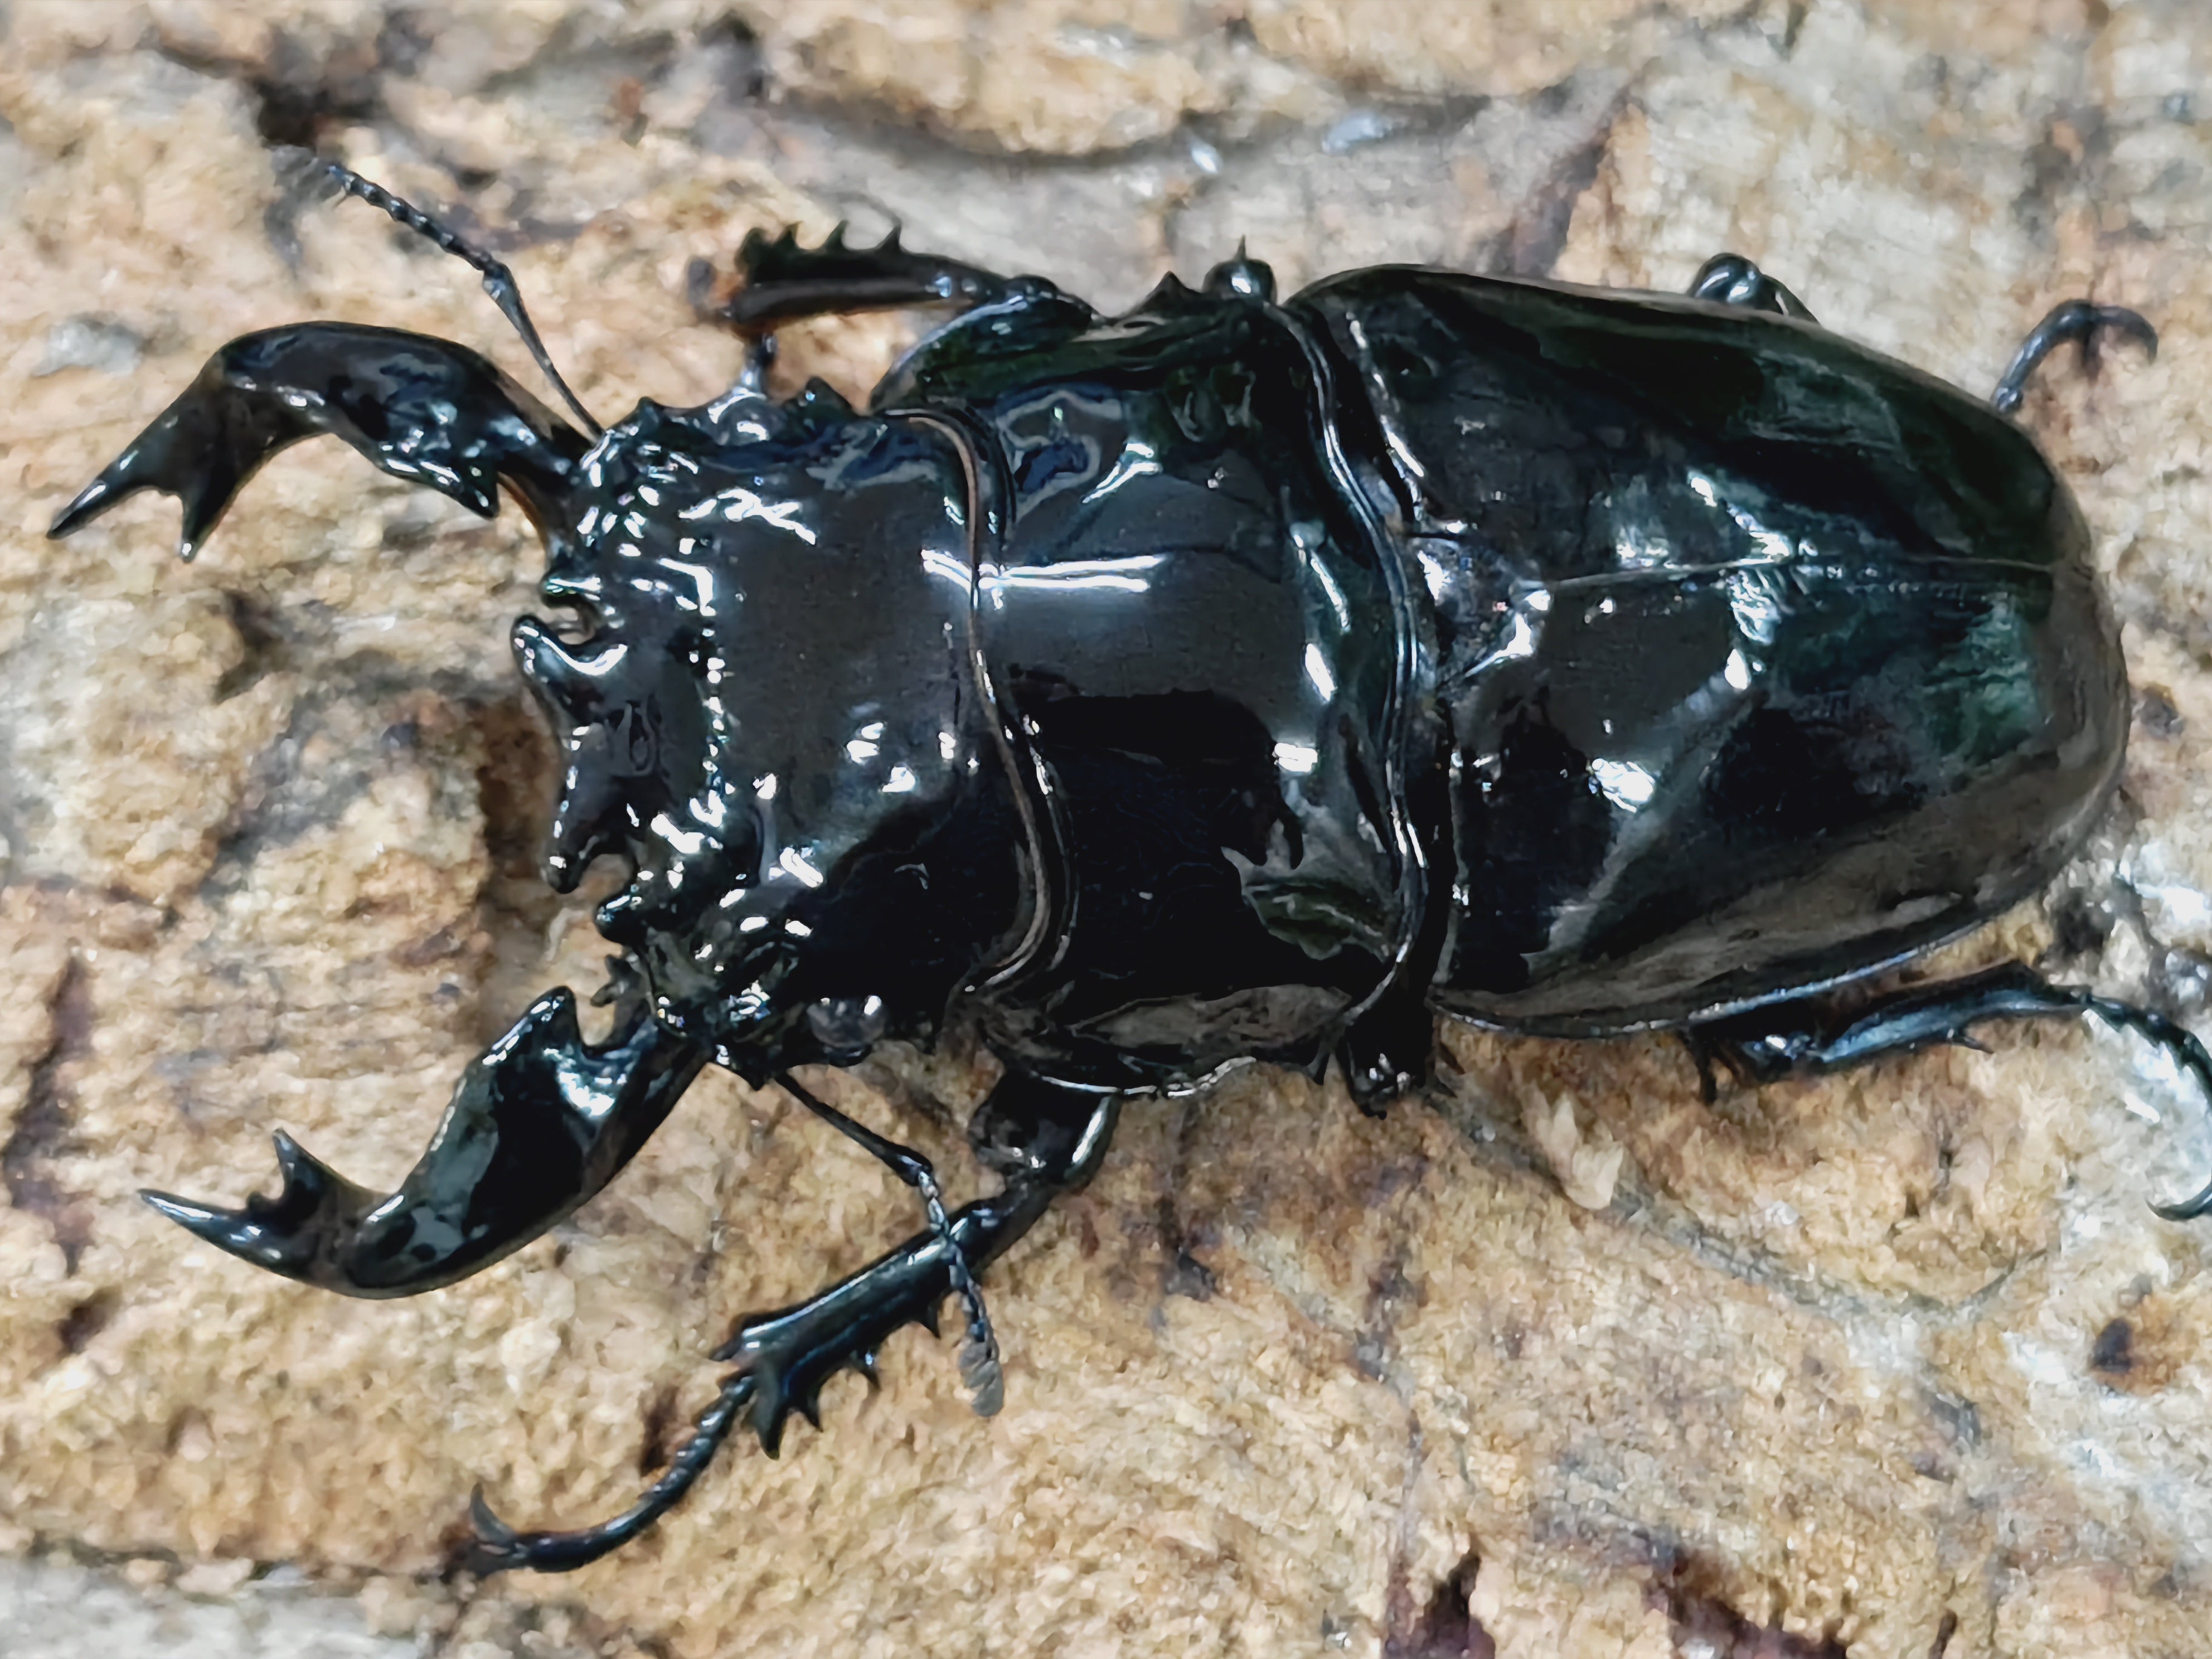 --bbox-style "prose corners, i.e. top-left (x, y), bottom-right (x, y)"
top-left (48, 162), bottom-right (2205, 1571)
